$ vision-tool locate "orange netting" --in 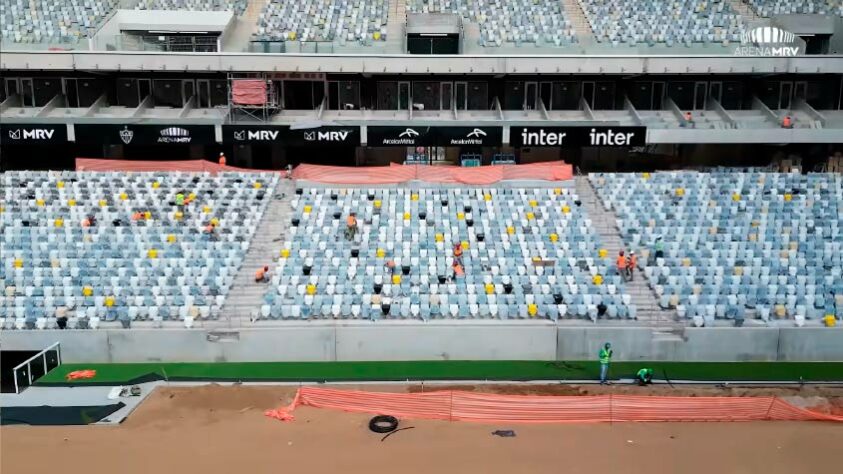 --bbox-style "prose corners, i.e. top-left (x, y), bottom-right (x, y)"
top-left (292, 161), bottom-right (574, 185)
top-left (231, 79), bottom-right (268, 106)
top-left (265, 387), bottom-right (843, 424)
top-left (75, 158), bottom-right (272, 173)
